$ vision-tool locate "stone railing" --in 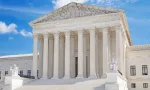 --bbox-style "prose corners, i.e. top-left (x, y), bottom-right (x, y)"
top-left (127, 45), bottom-right (150, 51)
